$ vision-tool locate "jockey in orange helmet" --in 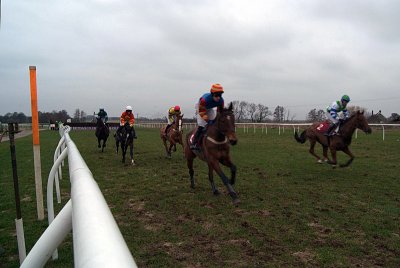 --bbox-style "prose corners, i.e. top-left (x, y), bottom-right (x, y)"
top-left (190, 83), bottom-right (224, 150)
top-left (164, 105), bottom-right (181, 136)
top-left (118, 105), bottom-right (137, 139)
